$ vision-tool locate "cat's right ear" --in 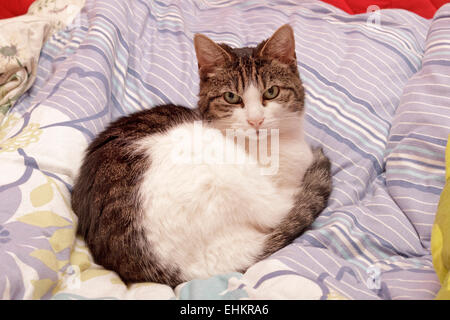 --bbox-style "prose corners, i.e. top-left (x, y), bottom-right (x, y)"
top-left (194, 34), bottom-right (231, 76)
